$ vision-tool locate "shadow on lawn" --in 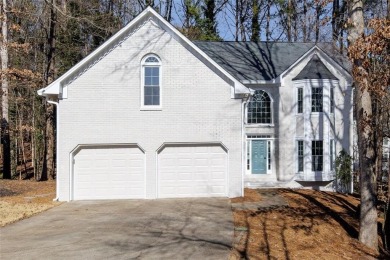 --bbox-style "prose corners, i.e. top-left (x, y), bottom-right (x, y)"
top-left (232, 189), bottom-right (384, 259)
